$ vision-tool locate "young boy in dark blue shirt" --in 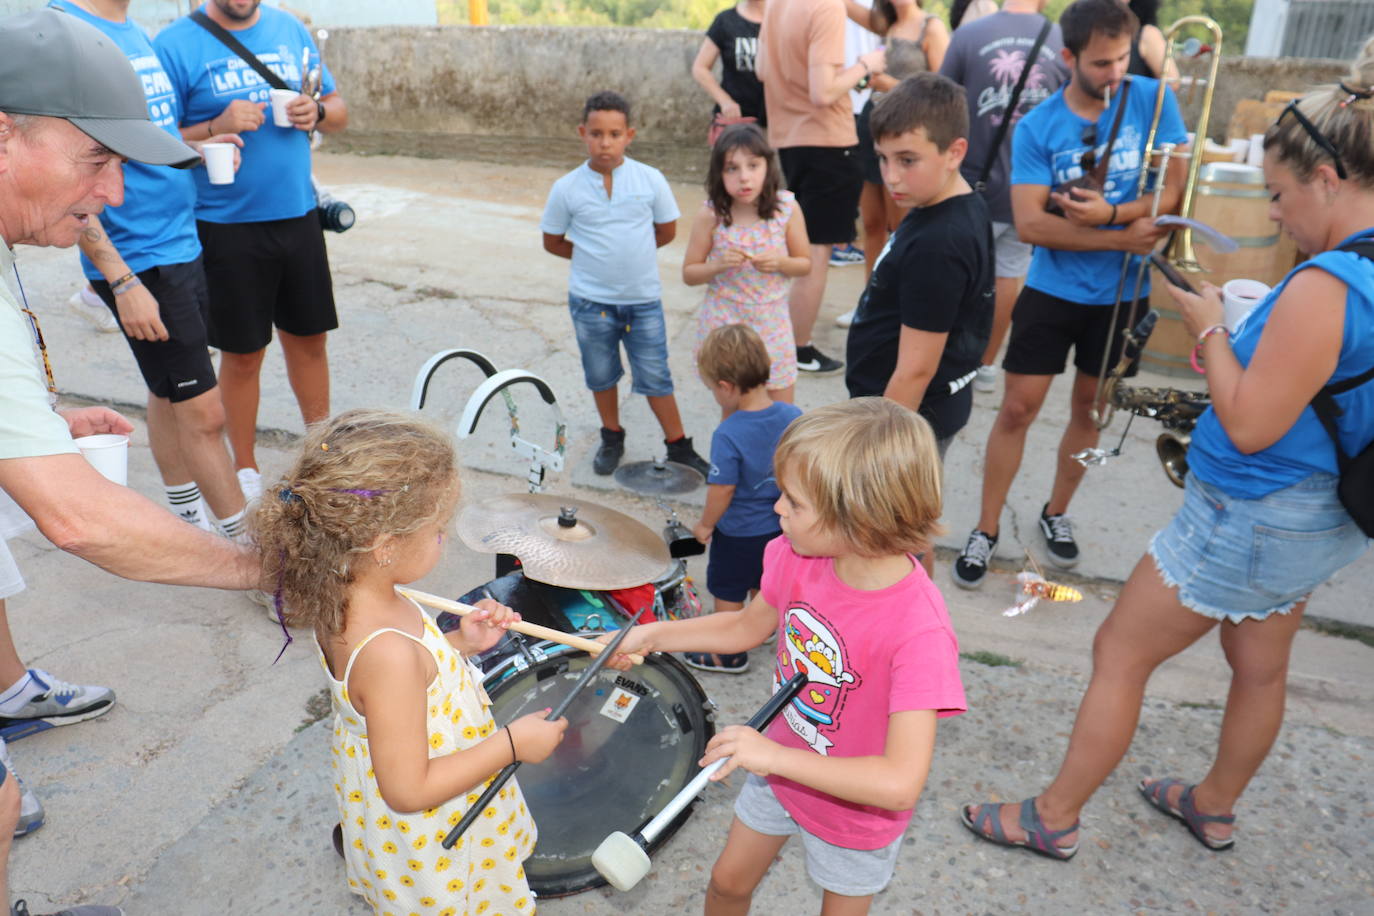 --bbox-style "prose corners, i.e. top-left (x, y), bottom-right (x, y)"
top-left (687, 324), bottom-right (802, 674)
